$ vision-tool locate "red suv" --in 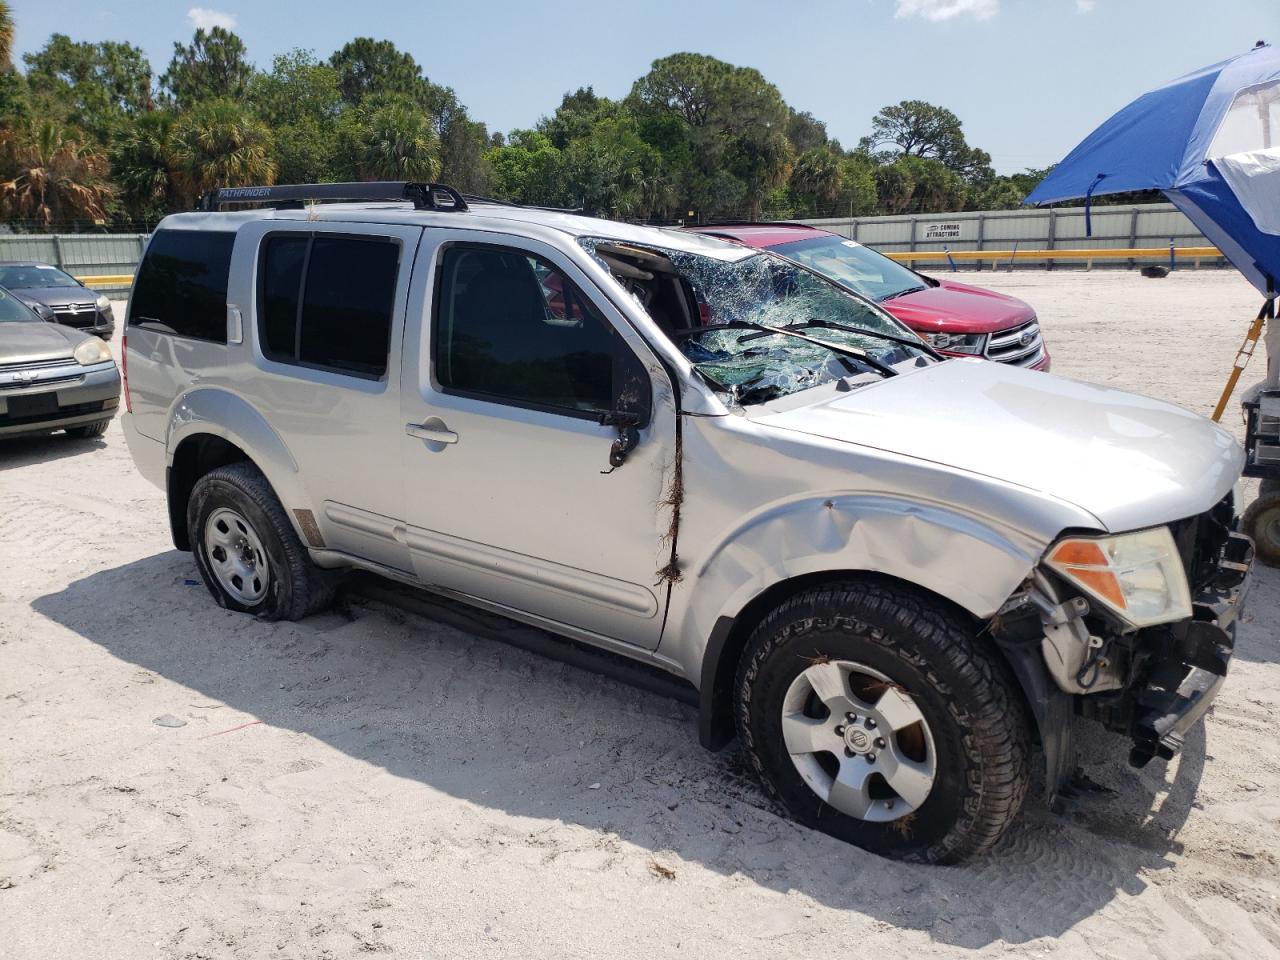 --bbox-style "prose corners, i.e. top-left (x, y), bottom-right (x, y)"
top-left (686, 223), bottom-right (1050, 371)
